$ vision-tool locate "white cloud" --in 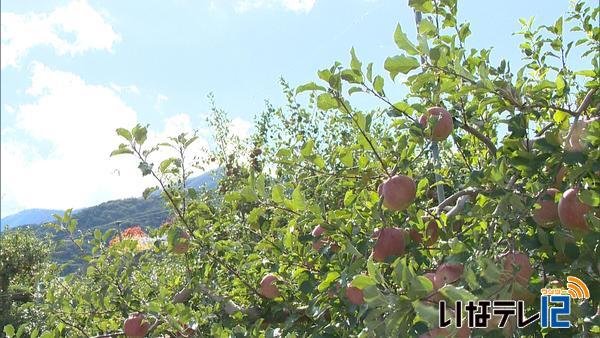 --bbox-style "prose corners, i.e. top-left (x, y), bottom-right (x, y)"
top-left (1, 0), bottom-right (121, 69)
top-left (0, 63), bottom-right (252, 216)
top-left (1, 63), bottom-right (142, 213)
top-left (282, 0), bottom-right (316, 12)
top-left (230, 117), bottom-right (253, 139)
top-left (110, 83), bottom-right (140, 95)
top-left (235, 0), bottom-right (316, 13)
top-left (154, 93), bottom-right (168, 109)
